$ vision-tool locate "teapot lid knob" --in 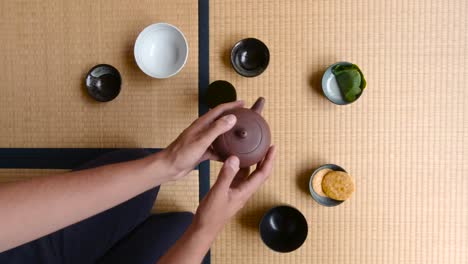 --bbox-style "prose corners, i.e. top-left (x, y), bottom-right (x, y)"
top-left (236, 130), bottom-right (248, 138)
